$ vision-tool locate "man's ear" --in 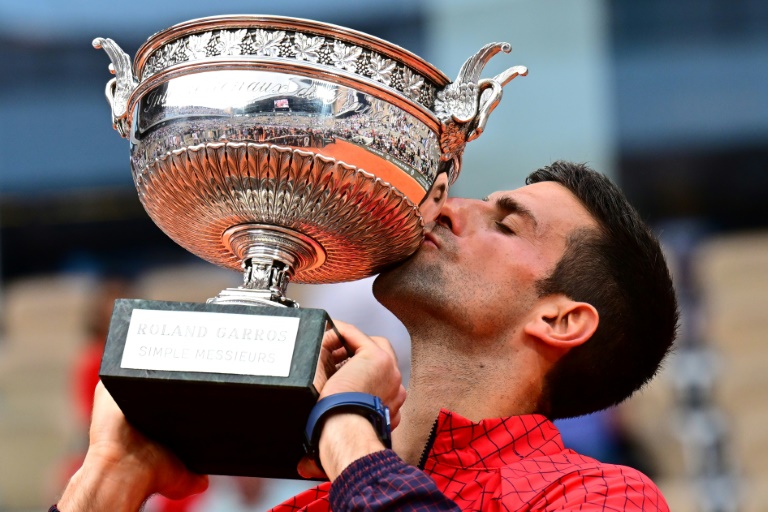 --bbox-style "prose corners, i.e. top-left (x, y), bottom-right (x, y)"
top-left (523, 295), bottom-right (599, 350)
